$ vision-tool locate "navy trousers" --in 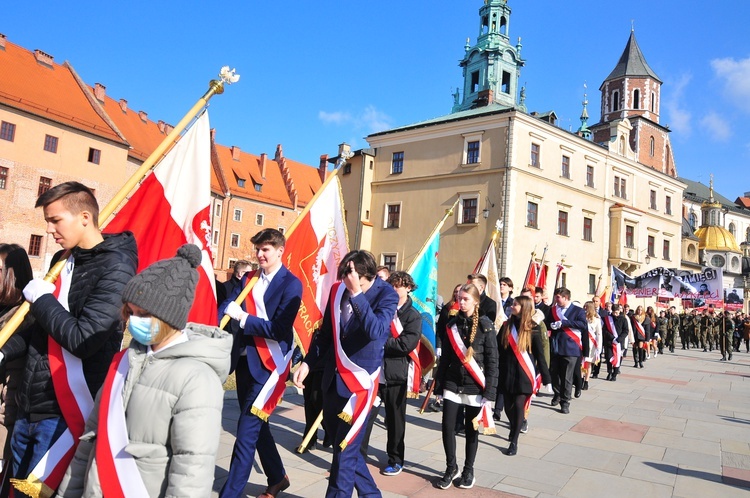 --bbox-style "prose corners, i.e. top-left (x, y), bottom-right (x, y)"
top-left (219, 359), bottom-right (285, 497)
